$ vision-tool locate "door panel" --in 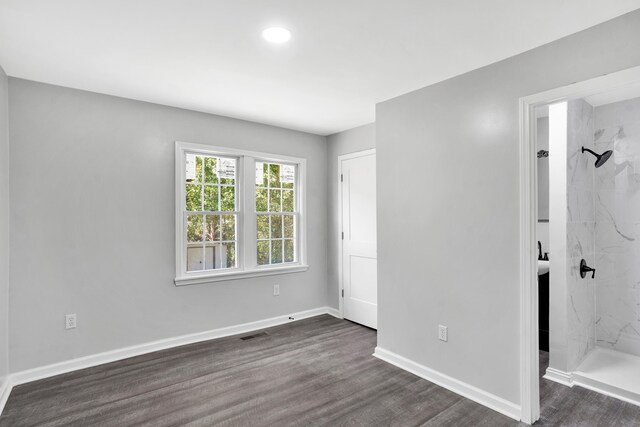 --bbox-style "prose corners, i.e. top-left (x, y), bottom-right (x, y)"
top-left (341, 151), bottom-right (377, 329)
top-left (349, 255), bottom-right (377, 303)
